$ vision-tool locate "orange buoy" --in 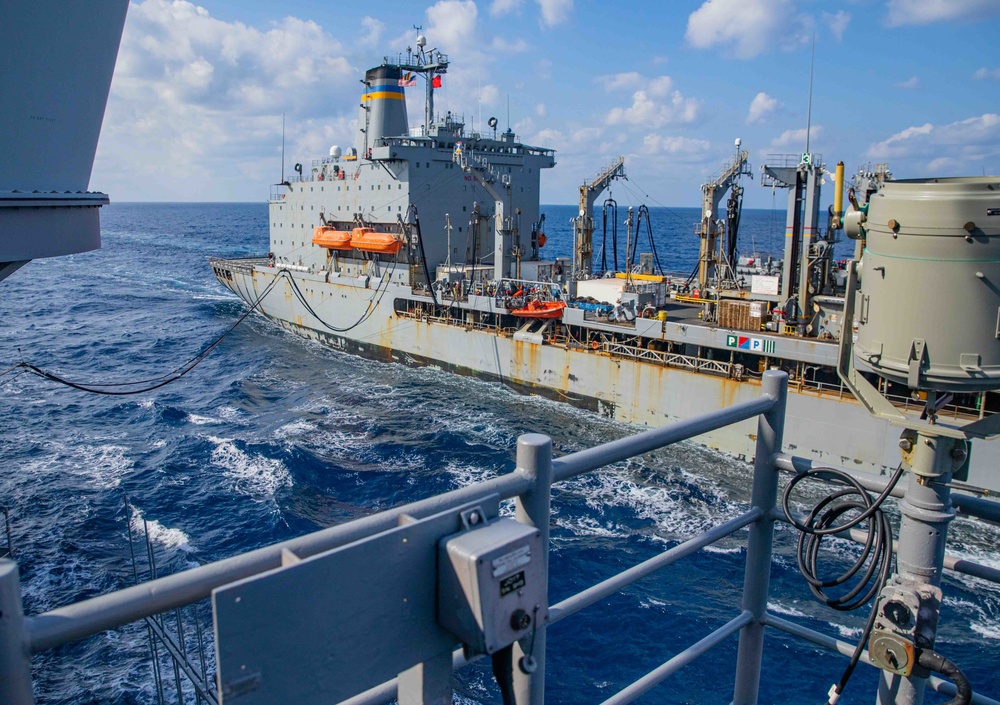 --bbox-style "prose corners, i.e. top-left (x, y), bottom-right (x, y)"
top-left (312, 226), bottom-right (352, 250)
top-left (590, 340), bottom-right (599, 350)
top-left (350, 227), bottom-right (404, 255)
